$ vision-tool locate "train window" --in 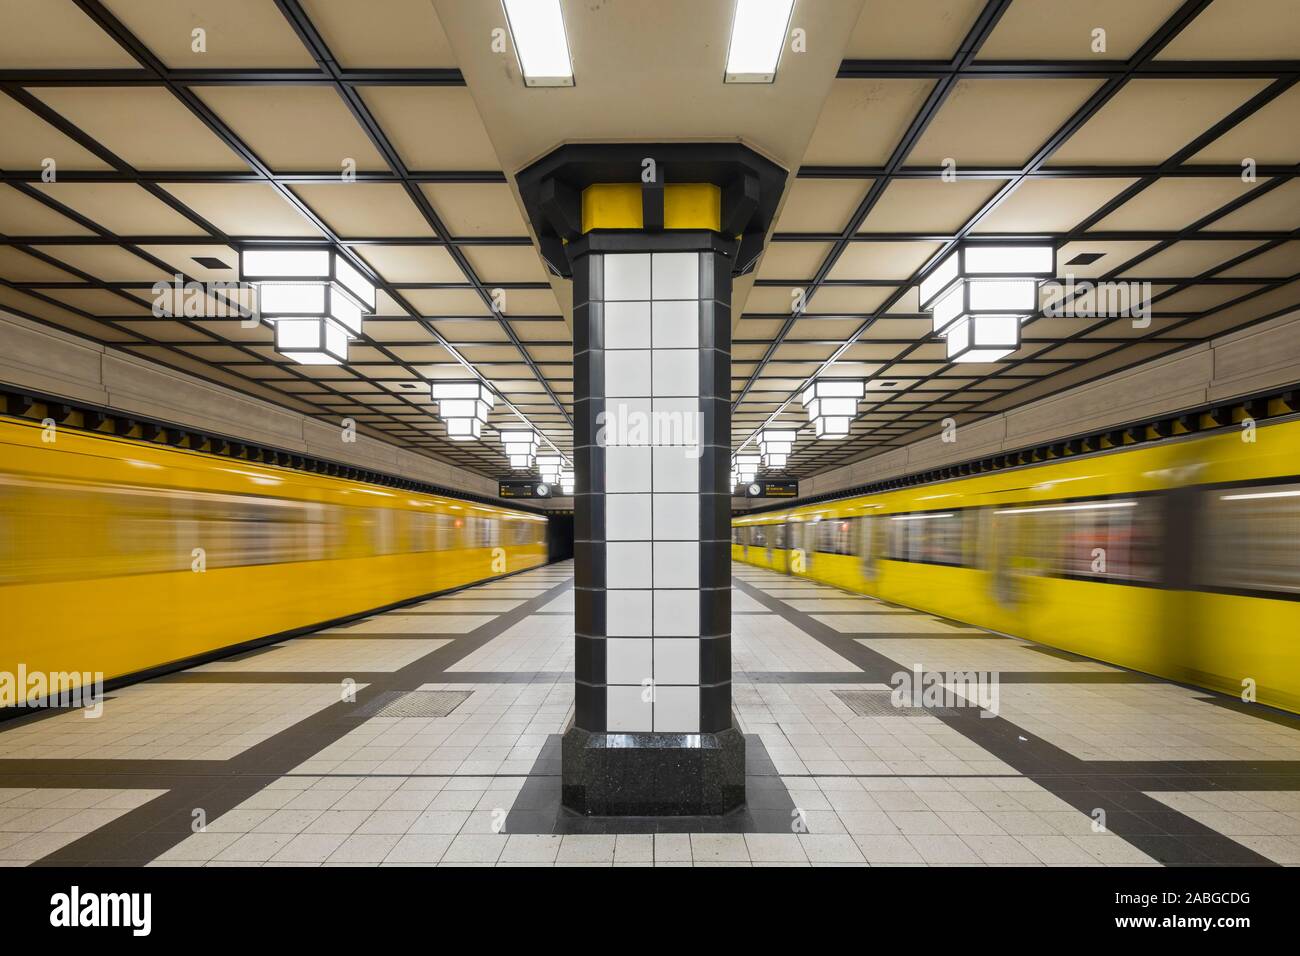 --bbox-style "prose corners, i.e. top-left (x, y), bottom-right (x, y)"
top-left (858, 516), bottom-right (878, 579)
top-left (732, 526), bottom-right (742, 545)
top-left (997, 498), bottom-right (1160, 583)
top-left (372, 508), bottom-right (397, 555)
top-left (772, 523), bottom-right (789, 549)
top-left (197, 496), bottom-right (317, 568)
top-left (434, 513), bottom-right (453, 550)
top-left (1059, 500), bottom-right (1156, 582)
top-left (1199, 483), bottom-right (1300, 595)
top-left (752, 526), bottom-right (767, 547)
top-left (814, 518), bottom-right (856, 555)
top-left (886, 512), bottom-right (963, 566)
top-left (0, 479), bottom-right (118, 582)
